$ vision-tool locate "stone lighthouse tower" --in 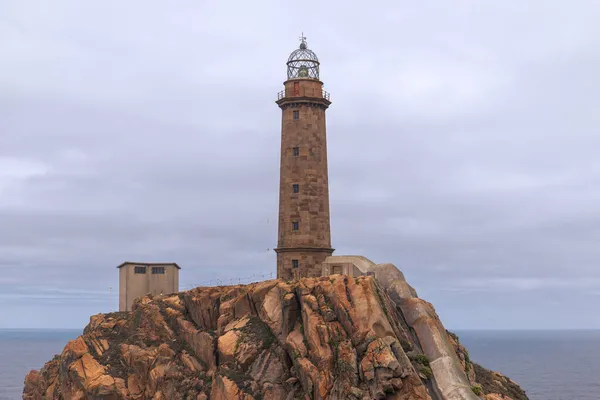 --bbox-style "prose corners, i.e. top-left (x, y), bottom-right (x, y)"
top-left (275, 36), bottom-right (334, 279)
